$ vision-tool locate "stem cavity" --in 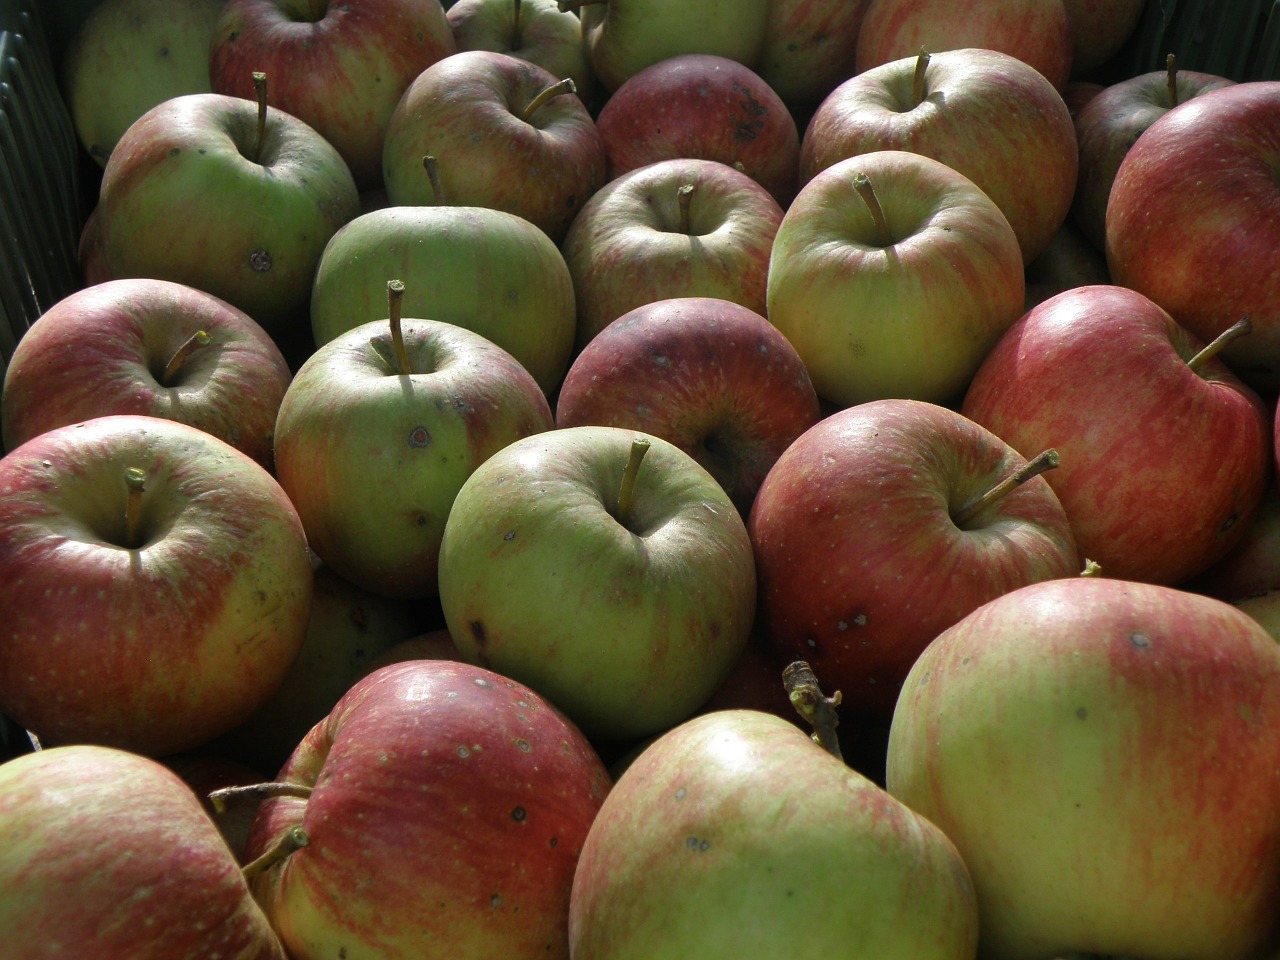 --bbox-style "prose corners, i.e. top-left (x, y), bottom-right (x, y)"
top-left (615, 437), bottom-right (651, 528)
top-left (952, 449), bottom-right (1060, 527)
